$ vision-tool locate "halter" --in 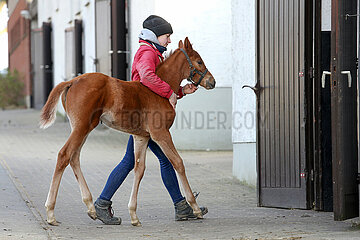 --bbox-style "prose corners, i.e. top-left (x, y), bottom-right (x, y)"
top-left (180, 48), bottom-right (208, 86)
